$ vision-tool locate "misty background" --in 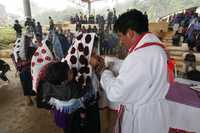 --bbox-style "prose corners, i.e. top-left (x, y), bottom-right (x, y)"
top-left (0, 0), bottom-right (200, 26)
